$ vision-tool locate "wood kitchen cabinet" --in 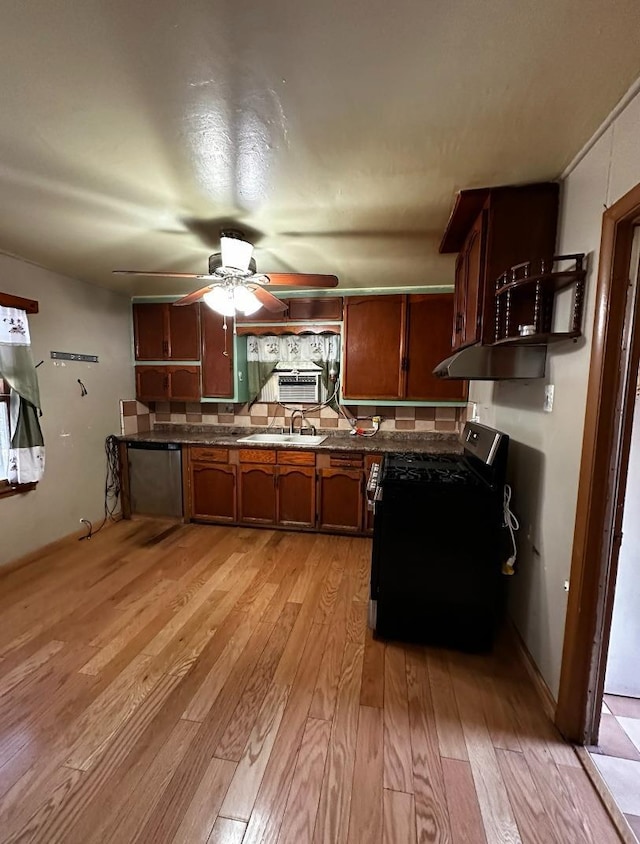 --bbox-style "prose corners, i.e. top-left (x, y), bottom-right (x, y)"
top-left (187, 446), bottom-right (236, 523)
top-left (235, 296), bottom-right (343, 324)
top-left (200, 305), bottom-right (234, 398)
top-left (342, 293), bottom-right (466, 401)
top-left (238, 449), bottom-right (316, 528)
top-left (440, 182), bottom-right (560, 351)
top-left (133, 303), bottom-right (200, 360)
top-left (317, 468), bottom-right (364, 533)
top-left (135, 365), bottom-right (200, 402)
